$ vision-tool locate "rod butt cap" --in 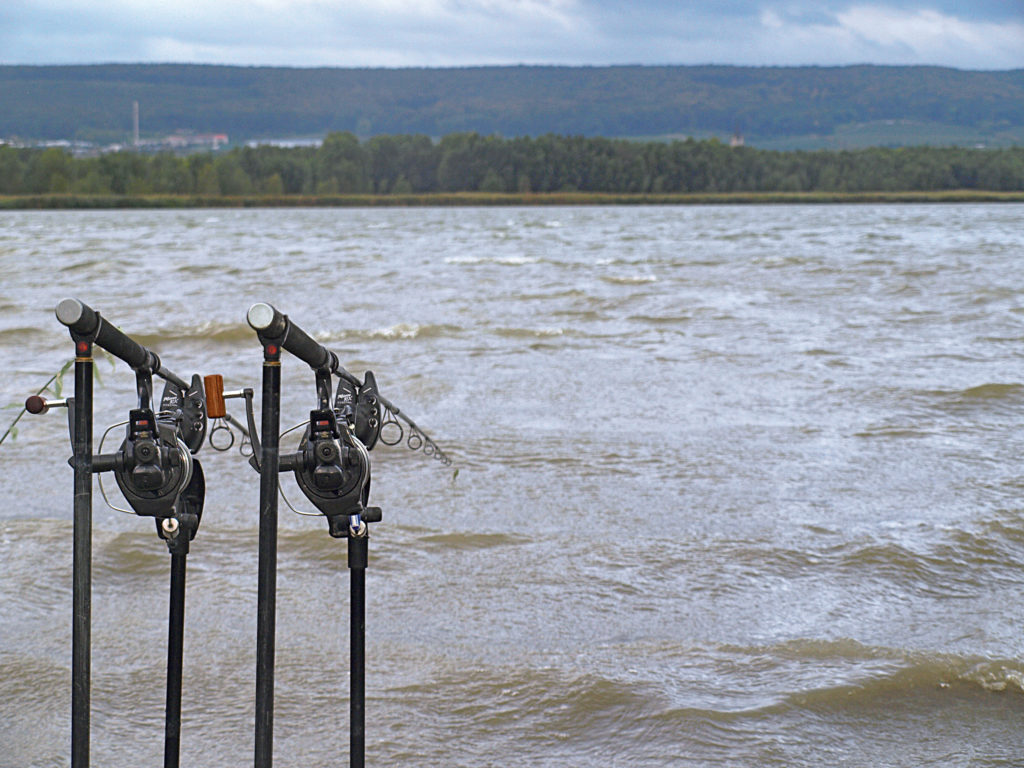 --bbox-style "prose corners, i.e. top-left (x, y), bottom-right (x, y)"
top-left (55, 298), bottom-right (85, 327)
